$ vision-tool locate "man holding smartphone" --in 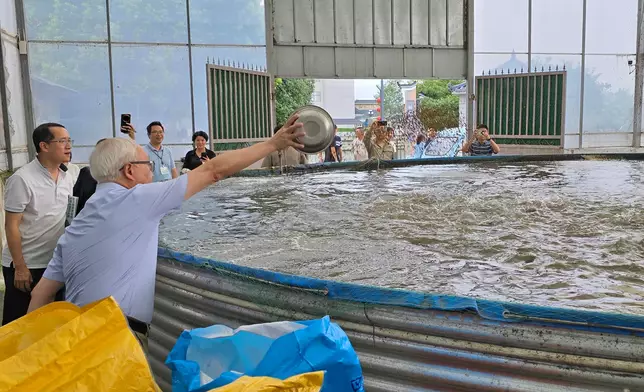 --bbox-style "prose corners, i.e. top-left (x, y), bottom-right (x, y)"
top-left (461, 124), bottom-right (501, 156)
top-left (144, 121), bottom-right (178, 182)
top-left (363, 120), bottom-right (395, 160)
